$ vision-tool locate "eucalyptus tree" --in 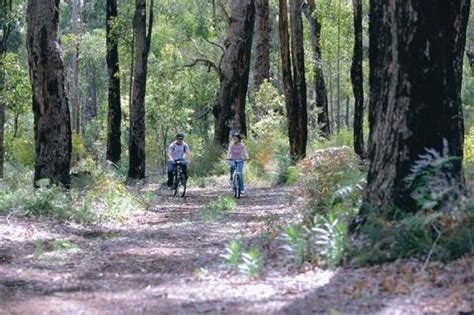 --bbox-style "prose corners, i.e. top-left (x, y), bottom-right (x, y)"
top-left (106, 0), bottom-right (122, 164)
top-left (350, 0), bottom-right (364, 158)
top-left (303, 0), bottom-right (330, 137)
top-left (0, 0), bottom-right (15, 178)
top-left (363, 0), bottom-right (470, 212)
top-left (213, 0), bottom-right (256, 146)
top-left (253, 0), bottom-right (270, 88)
top-left (128, 0), bottom-right (154, 179)
top-left (279, 0), bottom-right (307, 161)
top-left (27, 0), bottom-right (72, 186)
